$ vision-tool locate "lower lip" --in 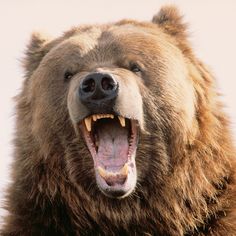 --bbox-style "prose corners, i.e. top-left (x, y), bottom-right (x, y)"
top-left (95, 160), bottom-right (137, 198)
top-left (96, 175), bottom-right (132, 198)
